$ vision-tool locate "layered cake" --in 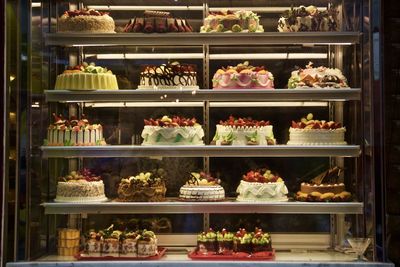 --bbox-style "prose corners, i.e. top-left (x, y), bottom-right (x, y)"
top-left (85, 230), bottom-right (103, 256)
top-left (212, 116), bottom-right (276, 146)
top-left (138, 62), bottom-right (198, 90)
top-left (124, 10), bottom-right (192, 33)
top-left (120, 231), bottom-right (140, 257)
top-left (102, 226), bottom-right (122, 257)
top-left (55, 169), bottom-right (107, 203)
top-left (288, 62), bottom-right (349, 89)
top-left (58, 229), bottom-right (80, 256)
top-left (296, 166), bottom-right (352, 202)
top-left (201, 10), bottom-right (264, 33)
top-left (179, 172), bottom-right (225, 201)
top-left (45, 114), bottom-right (105, 146)
top-left (197, 229), bottom-right (218, 254)
top-left (236, 169), bottom-right (288, 202)
top-left (117, 169), bottom-right (167, 202)
top-left (252, 228), bottom-right (272, 252)
top-left (278, 5), bottom-right (338, 32)
top-left (55, 62), bottom-right (119, 90)
top-left (287, 113), bottom-right (347, 145)
top-left (233, 229), bottom-right (253, 253)
top-left (212, 62), bottom-right (274, 89)
top-left (58, 9), bottom-right (115, 33)
top-left (217, 229), bottom-right (234, 254)
top-left (137, 230), bottom-right (158, 257)
top-left (141, 116), bottom-right (205, 145)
